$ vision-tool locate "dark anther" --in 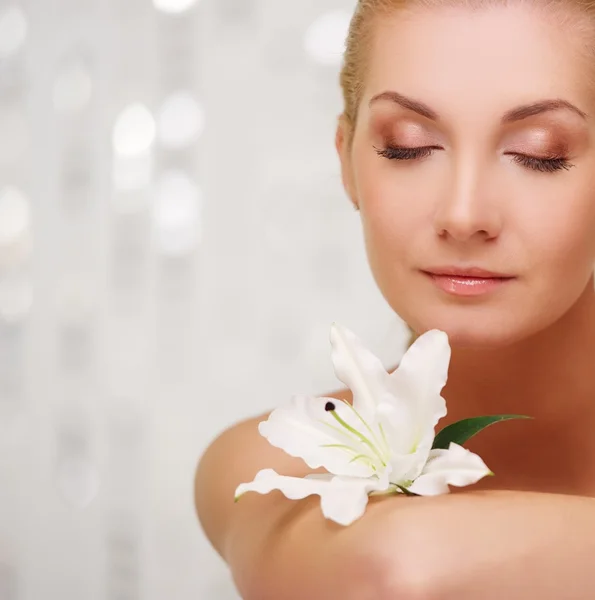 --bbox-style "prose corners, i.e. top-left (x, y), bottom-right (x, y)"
top-left (325, 401), bottom-right (336, 412)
